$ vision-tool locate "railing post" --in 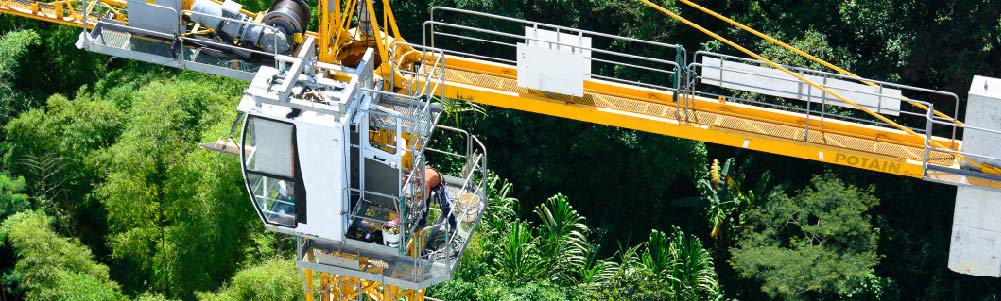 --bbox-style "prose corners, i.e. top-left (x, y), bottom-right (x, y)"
top-left (429, 8), bottom-right (436, 48)
top-left (924, 104), bottom-right (934, 177)
top-left (177, 8), bottom-right (184, 65)
top-left (803, 70), bottom-right (811, 141)
top-left (80, 0), bottom-right (86, 32)
top-left (674, 45), bottom-right (686, 120)
top-left (951, 94), bottom-right (959, 149)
